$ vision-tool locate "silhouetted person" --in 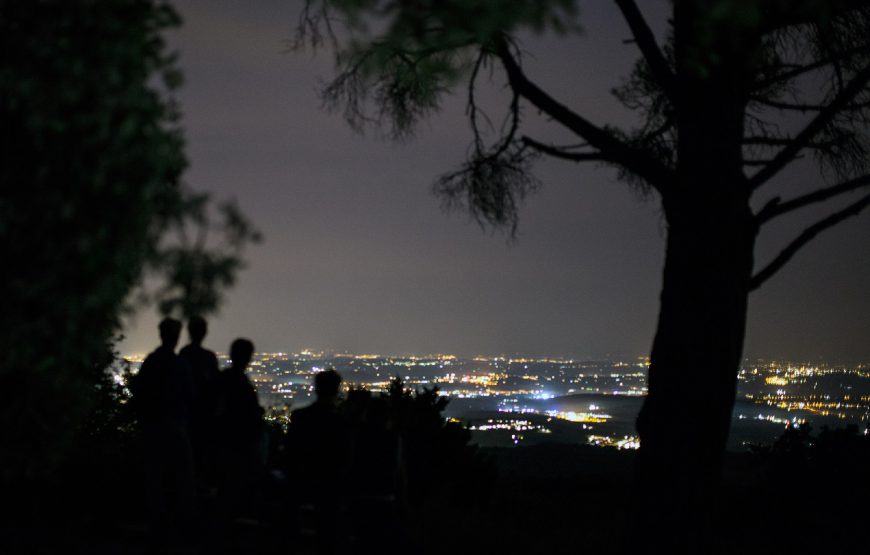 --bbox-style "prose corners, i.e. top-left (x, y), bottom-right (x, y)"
top-left (216, 338), bottom-right (265, 521)
top-left (288, 368), bottom-right (349, 554)
top-left (179, 316), bottom-right (220, 490)
top-left (345, 392), bottom-right (404, 553)
top-left (130, 317), bottom-right (196, 547)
